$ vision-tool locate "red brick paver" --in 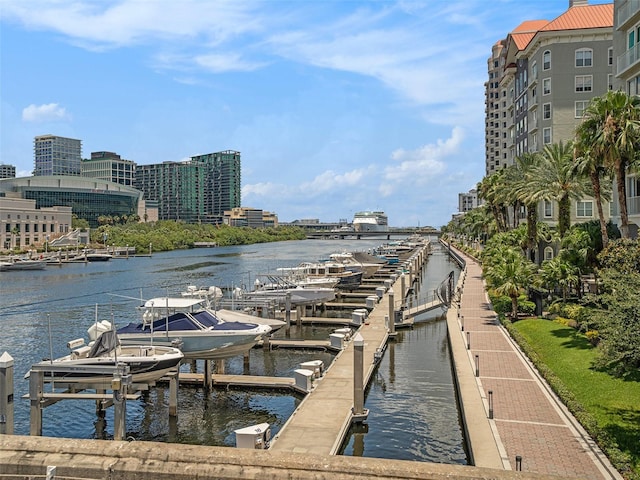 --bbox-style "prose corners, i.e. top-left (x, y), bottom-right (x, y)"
top-left (454, 249), bottom-right (621, 480)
